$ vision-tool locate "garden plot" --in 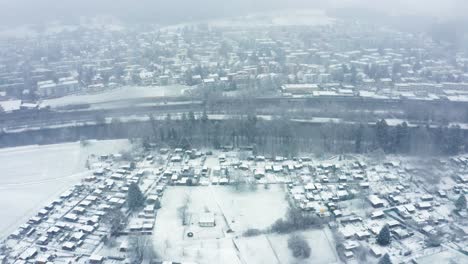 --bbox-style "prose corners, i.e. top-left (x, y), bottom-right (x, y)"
top-left (0, 139), bottom-right (130, 238)
top-left (152, 185), bottom-right (289, 264)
